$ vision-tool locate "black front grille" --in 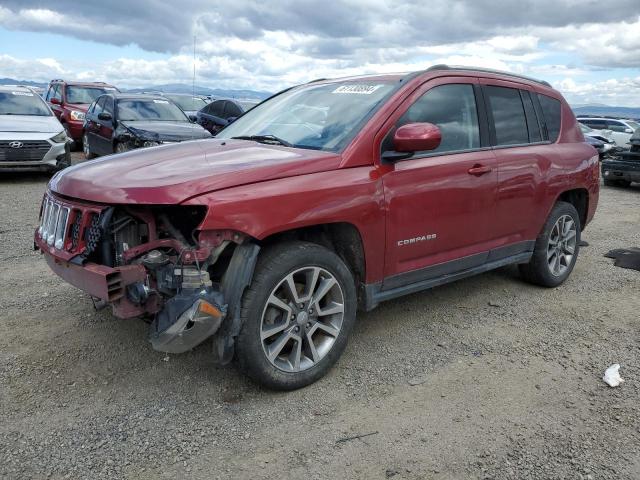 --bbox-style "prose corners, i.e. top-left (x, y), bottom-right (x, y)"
top-left (84, 213), bottom-right (102, 256)
top-left (0, 140), bottom-right (51, 161)
top-left (70, 212), bottom-right (83, 250)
